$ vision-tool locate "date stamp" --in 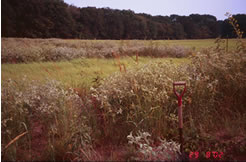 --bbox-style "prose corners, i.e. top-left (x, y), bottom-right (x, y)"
top-left (189, 151), bottom-right (224, 160)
